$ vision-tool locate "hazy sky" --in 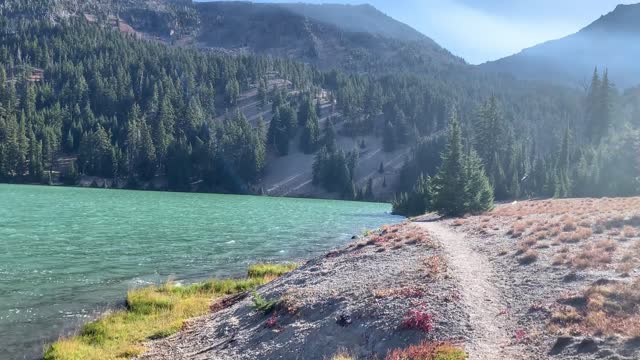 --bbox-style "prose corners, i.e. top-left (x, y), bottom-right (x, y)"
top-left (201, 0), bottom-right (636, 64)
